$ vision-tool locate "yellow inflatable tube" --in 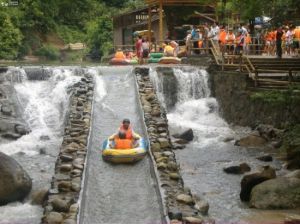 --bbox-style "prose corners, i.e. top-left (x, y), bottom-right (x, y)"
top-left (102, 136), bottom-right (148, 163)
